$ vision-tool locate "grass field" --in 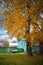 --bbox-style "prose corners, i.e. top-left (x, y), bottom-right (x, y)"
top-left (0, 53), bottom-right (43, 65)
